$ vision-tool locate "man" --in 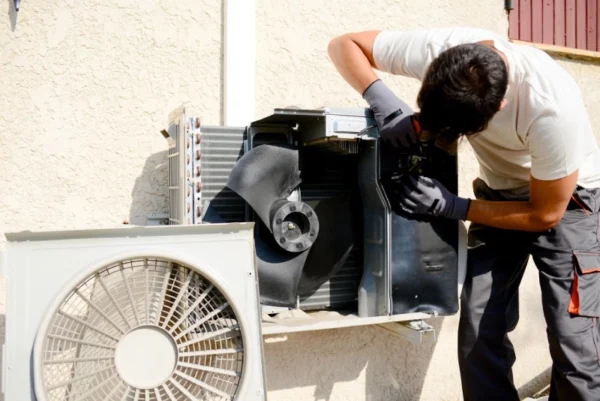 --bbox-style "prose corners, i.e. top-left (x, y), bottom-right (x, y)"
top-left (328, 27), bottom-right (600, 401)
